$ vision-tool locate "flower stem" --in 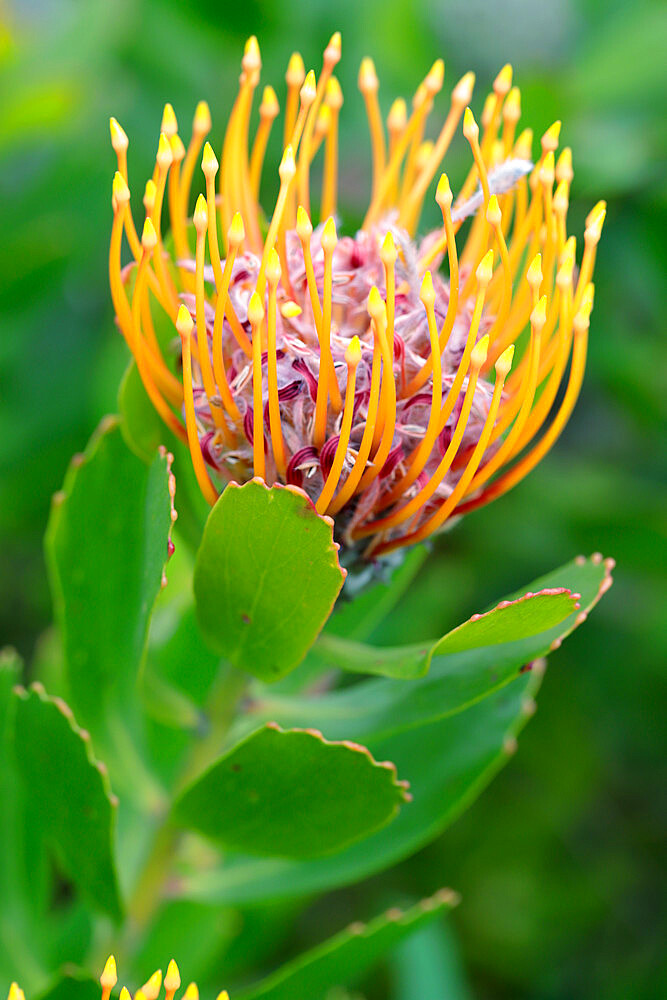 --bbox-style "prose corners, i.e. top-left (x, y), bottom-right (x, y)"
top-left (116, 663), bottom-right (246, 956)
